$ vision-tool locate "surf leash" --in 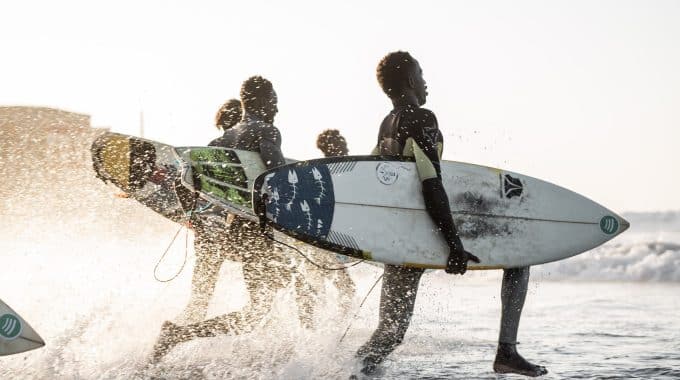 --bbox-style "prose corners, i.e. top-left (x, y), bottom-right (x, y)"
top-left (153, 223), bottom-right (190, 282)
top-left (339, 273), bottom-right (384, 344)
top-left (263, 232), bottom-right (365, 271)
